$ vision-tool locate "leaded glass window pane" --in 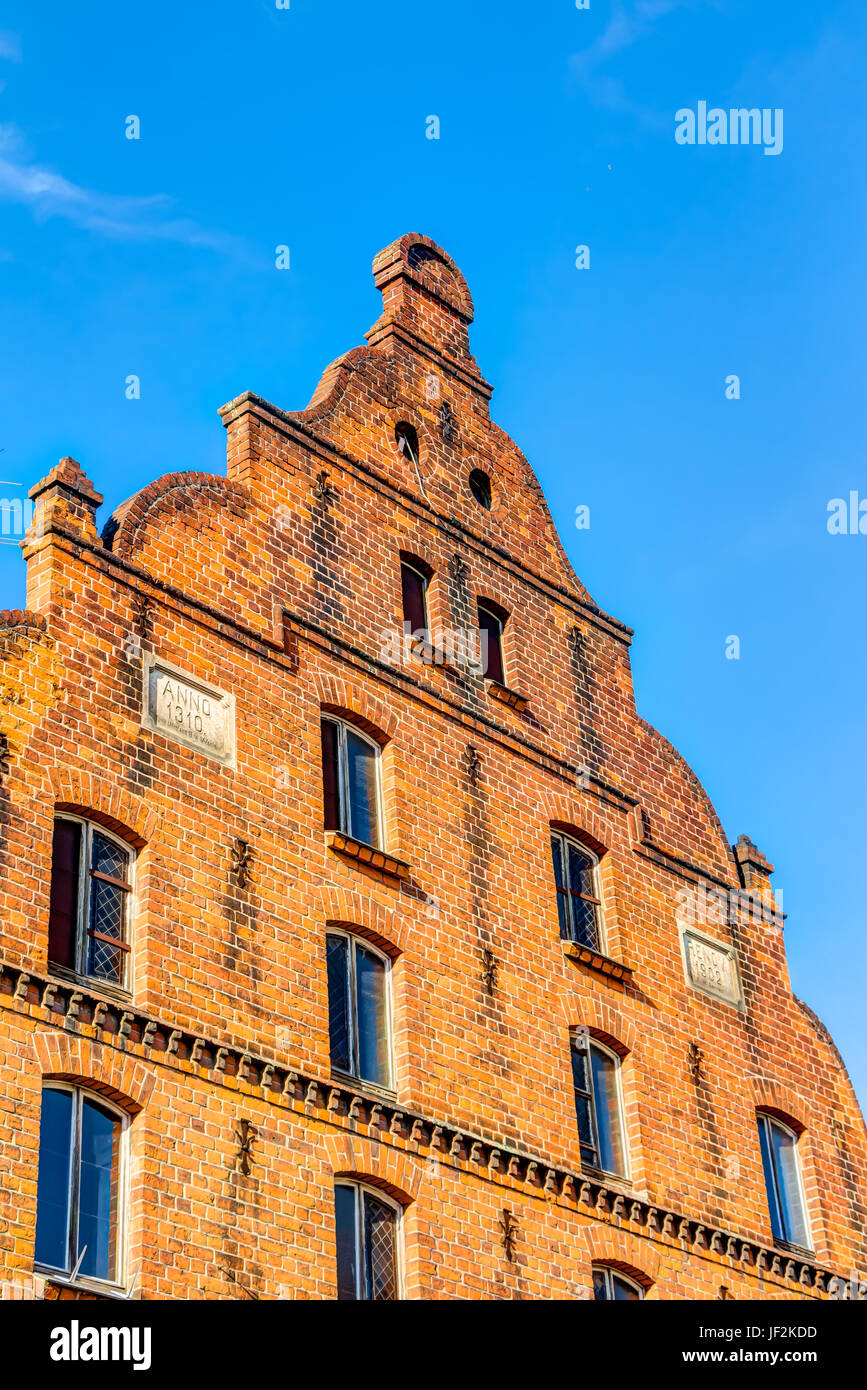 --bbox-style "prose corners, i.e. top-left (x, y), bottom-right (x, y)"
top-left (363, 1191), bottom-right (398, 1301)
